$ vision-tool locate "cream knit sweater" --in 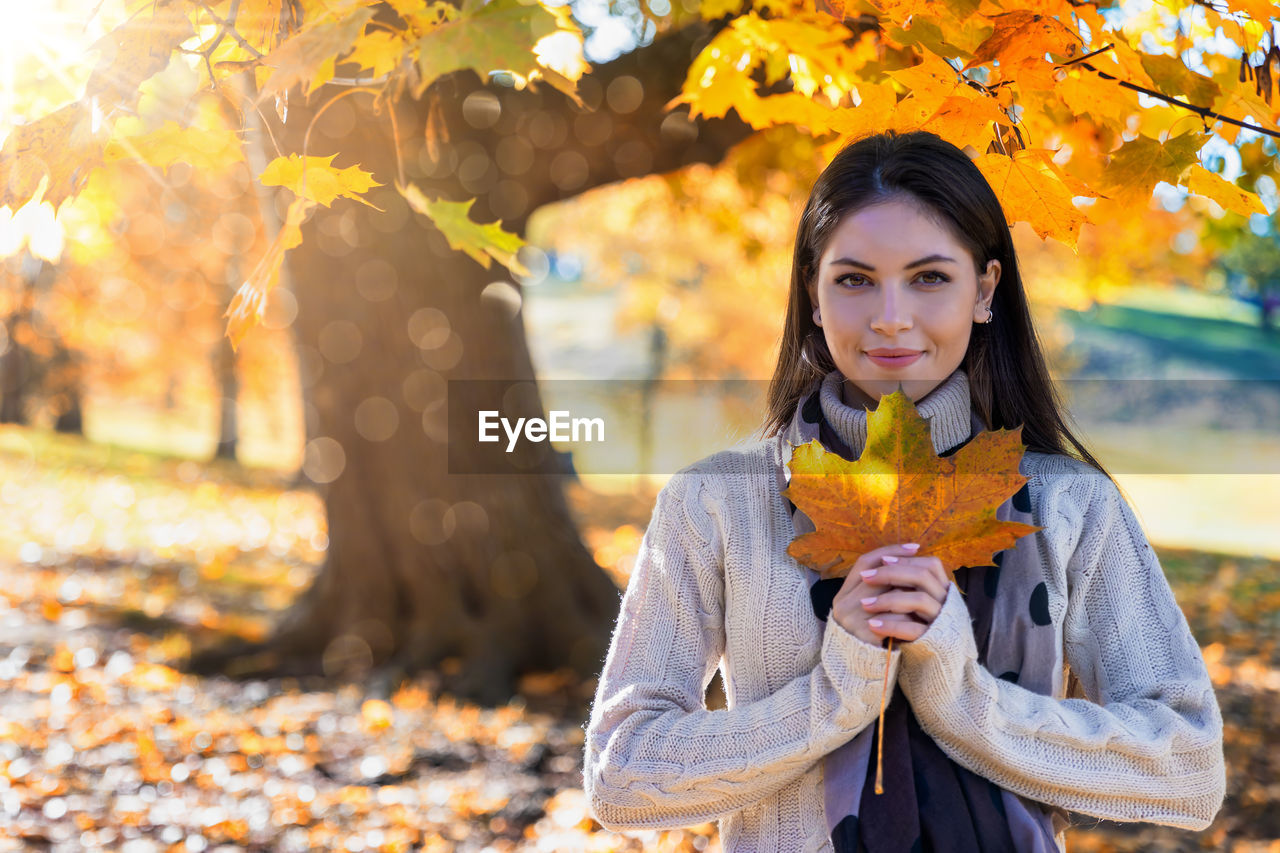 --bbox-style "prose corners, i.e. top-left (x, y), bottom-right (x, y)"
top-left (581, 373), bottom-right (1227, 852)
